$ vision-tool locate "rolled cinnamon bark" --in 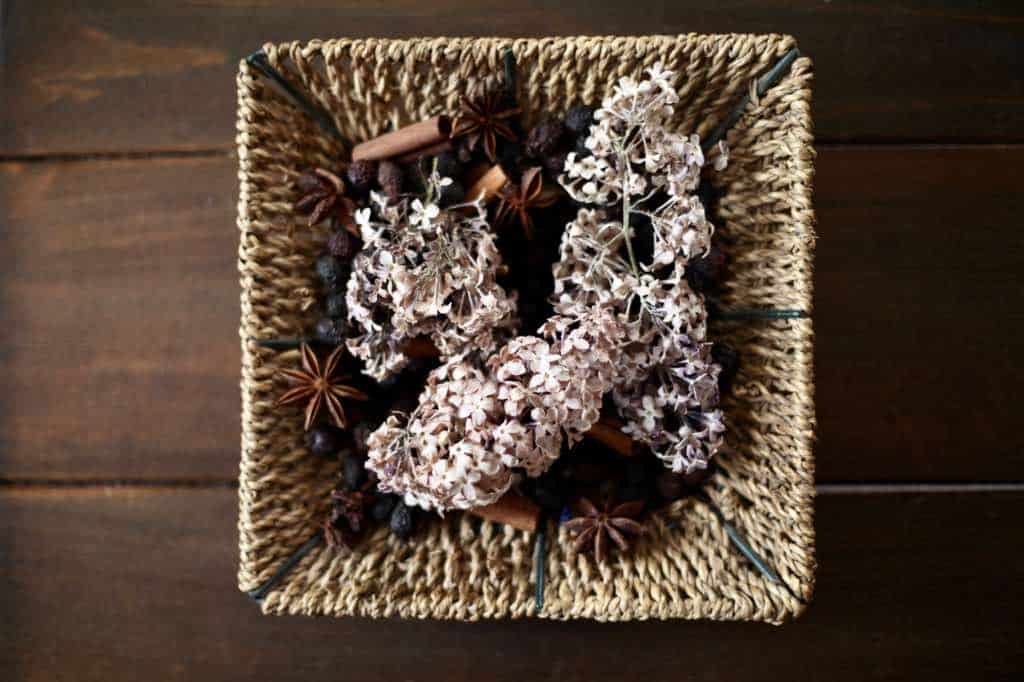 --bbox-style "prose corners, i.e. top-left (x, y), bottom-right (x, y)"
top-left (464, 164), bottom-right (509, 204)
top-left (399, 336), bottom-right (441, 359)
top-left (396, 139), bottom-right (453, 163)
top-left (352, 115), bottom-right (452, 161)
top-left (469, 492), bottom-right (541, 532)
top-left (585, 418), bottom-right (637, 457)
